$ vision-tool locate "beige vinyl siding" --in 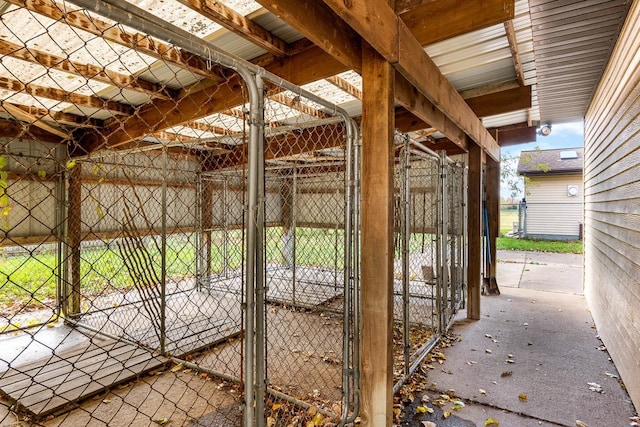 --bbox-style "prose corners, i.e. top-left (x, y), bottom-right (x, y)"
top-left (584, 0), bottom-right (640, 410)
top-left (524, 174), bottom-right (583, 238)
